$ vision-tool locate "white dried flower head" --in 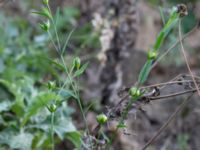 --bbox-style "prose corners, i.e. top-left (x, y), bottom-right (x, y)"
top-left (92, 13), bottom-right (104, 32)
top-left (97, 52), bottom-right (107, 66)
top-left (100, 28), bottom-right (114, 52)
